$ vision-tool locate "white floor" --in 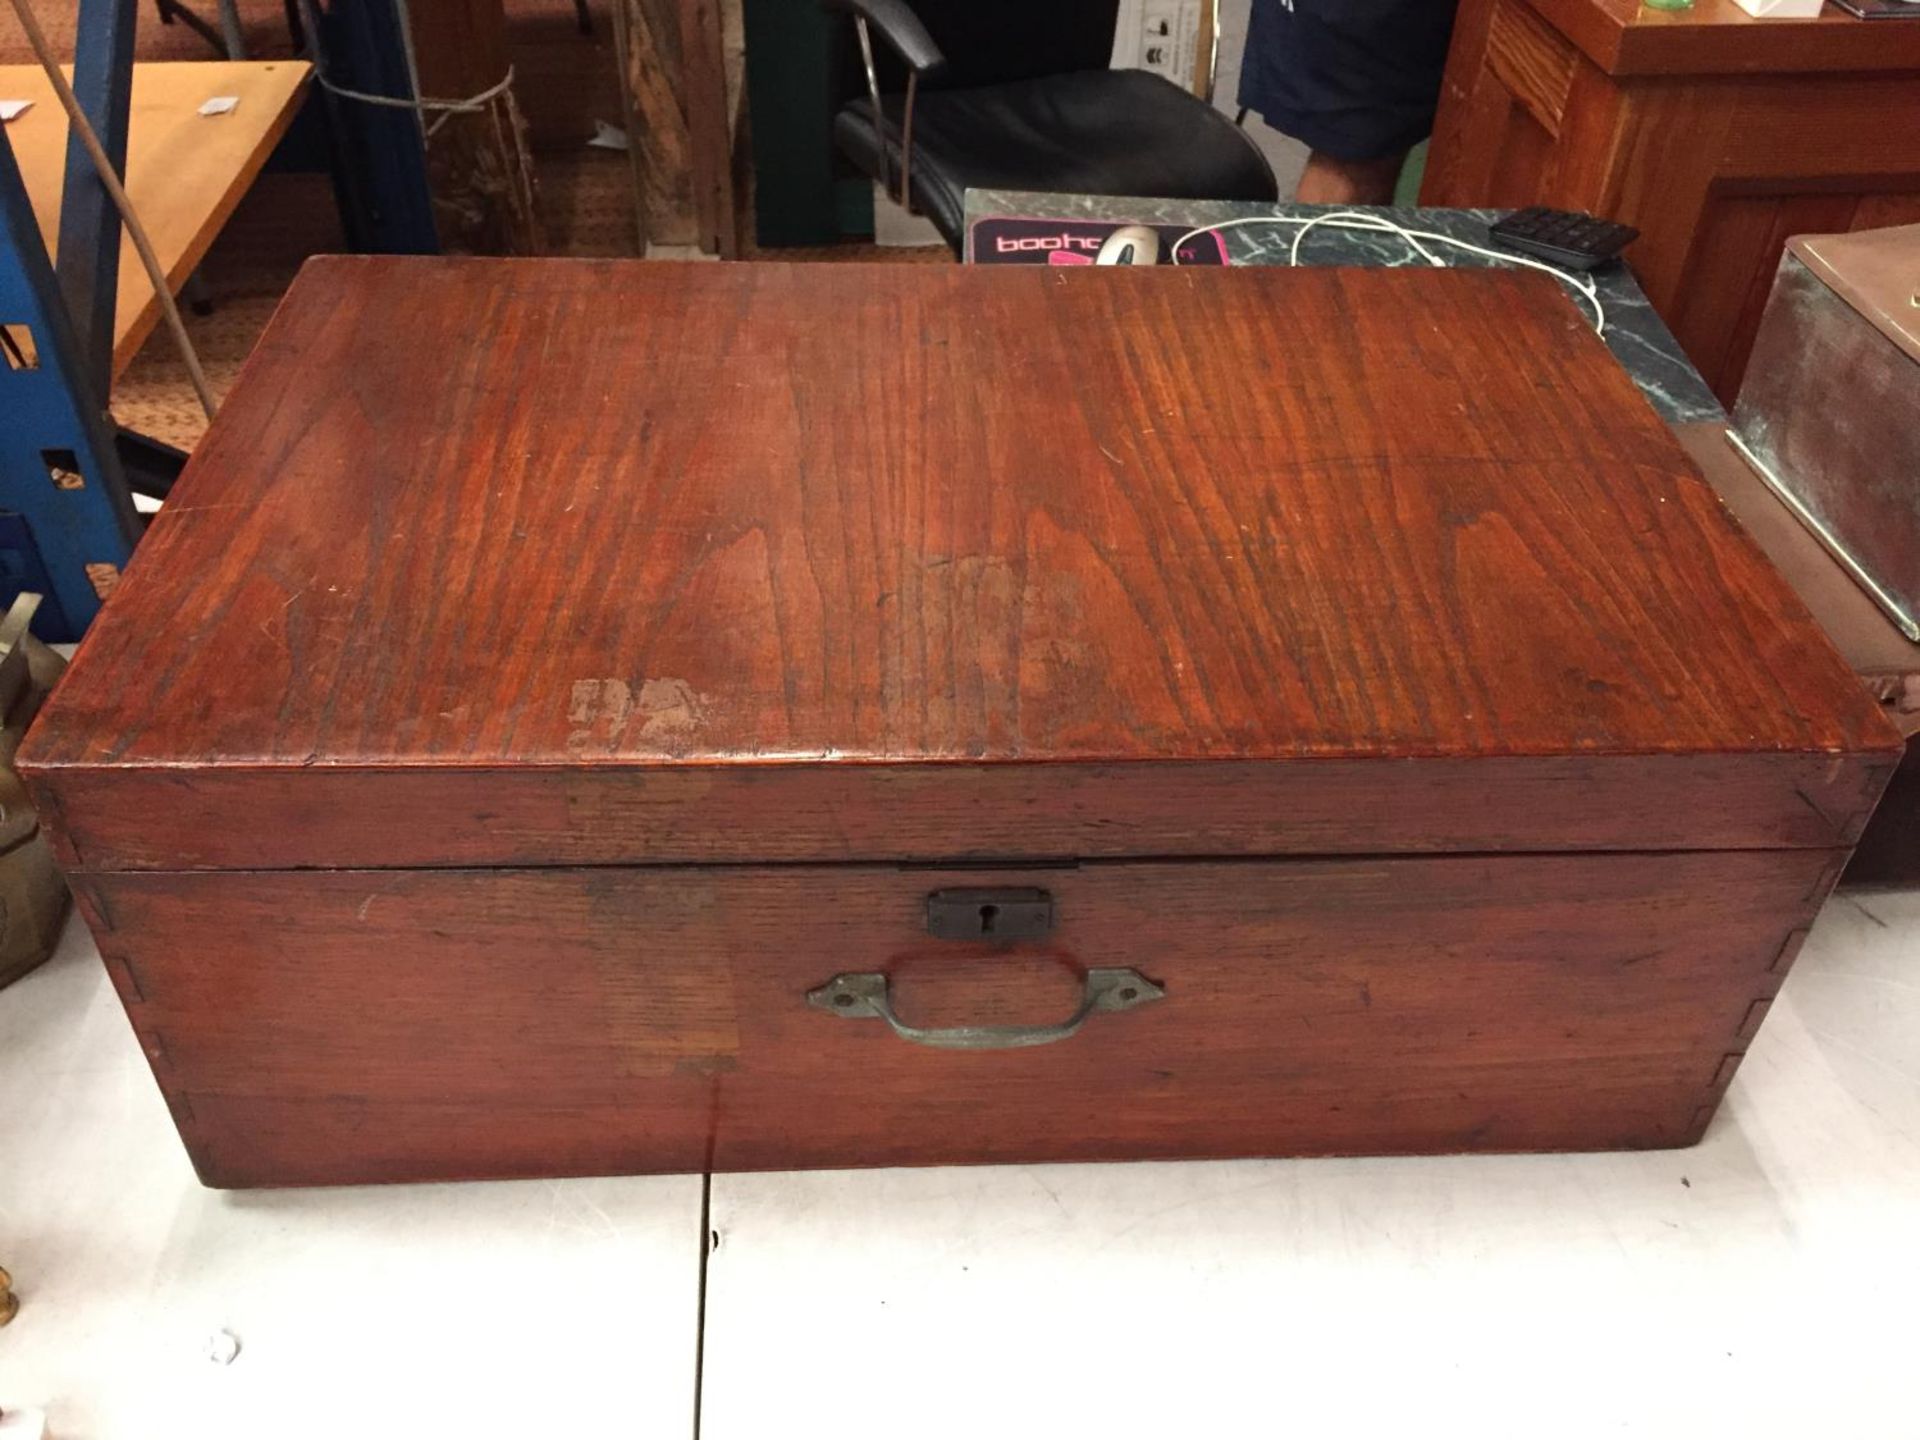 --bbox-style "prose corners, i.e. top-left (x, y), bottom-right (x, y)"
top-left (3, 889), bottom-right (1916, 1438)
top-left (0, 922), bottom-right (702, 1440)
